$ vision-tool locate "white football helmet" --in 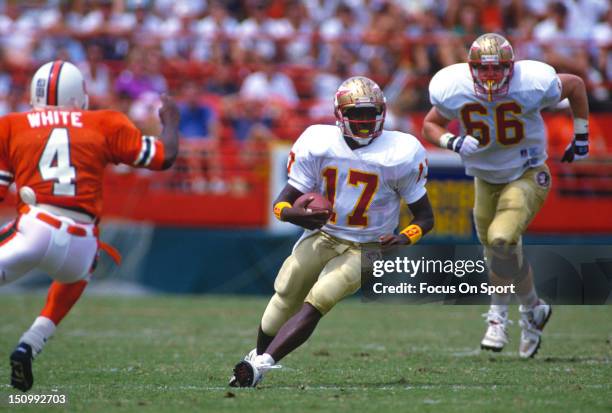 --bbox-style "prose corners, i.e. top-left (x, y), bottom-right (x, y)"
top-left (30, 60), bottom-right (89, 110)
